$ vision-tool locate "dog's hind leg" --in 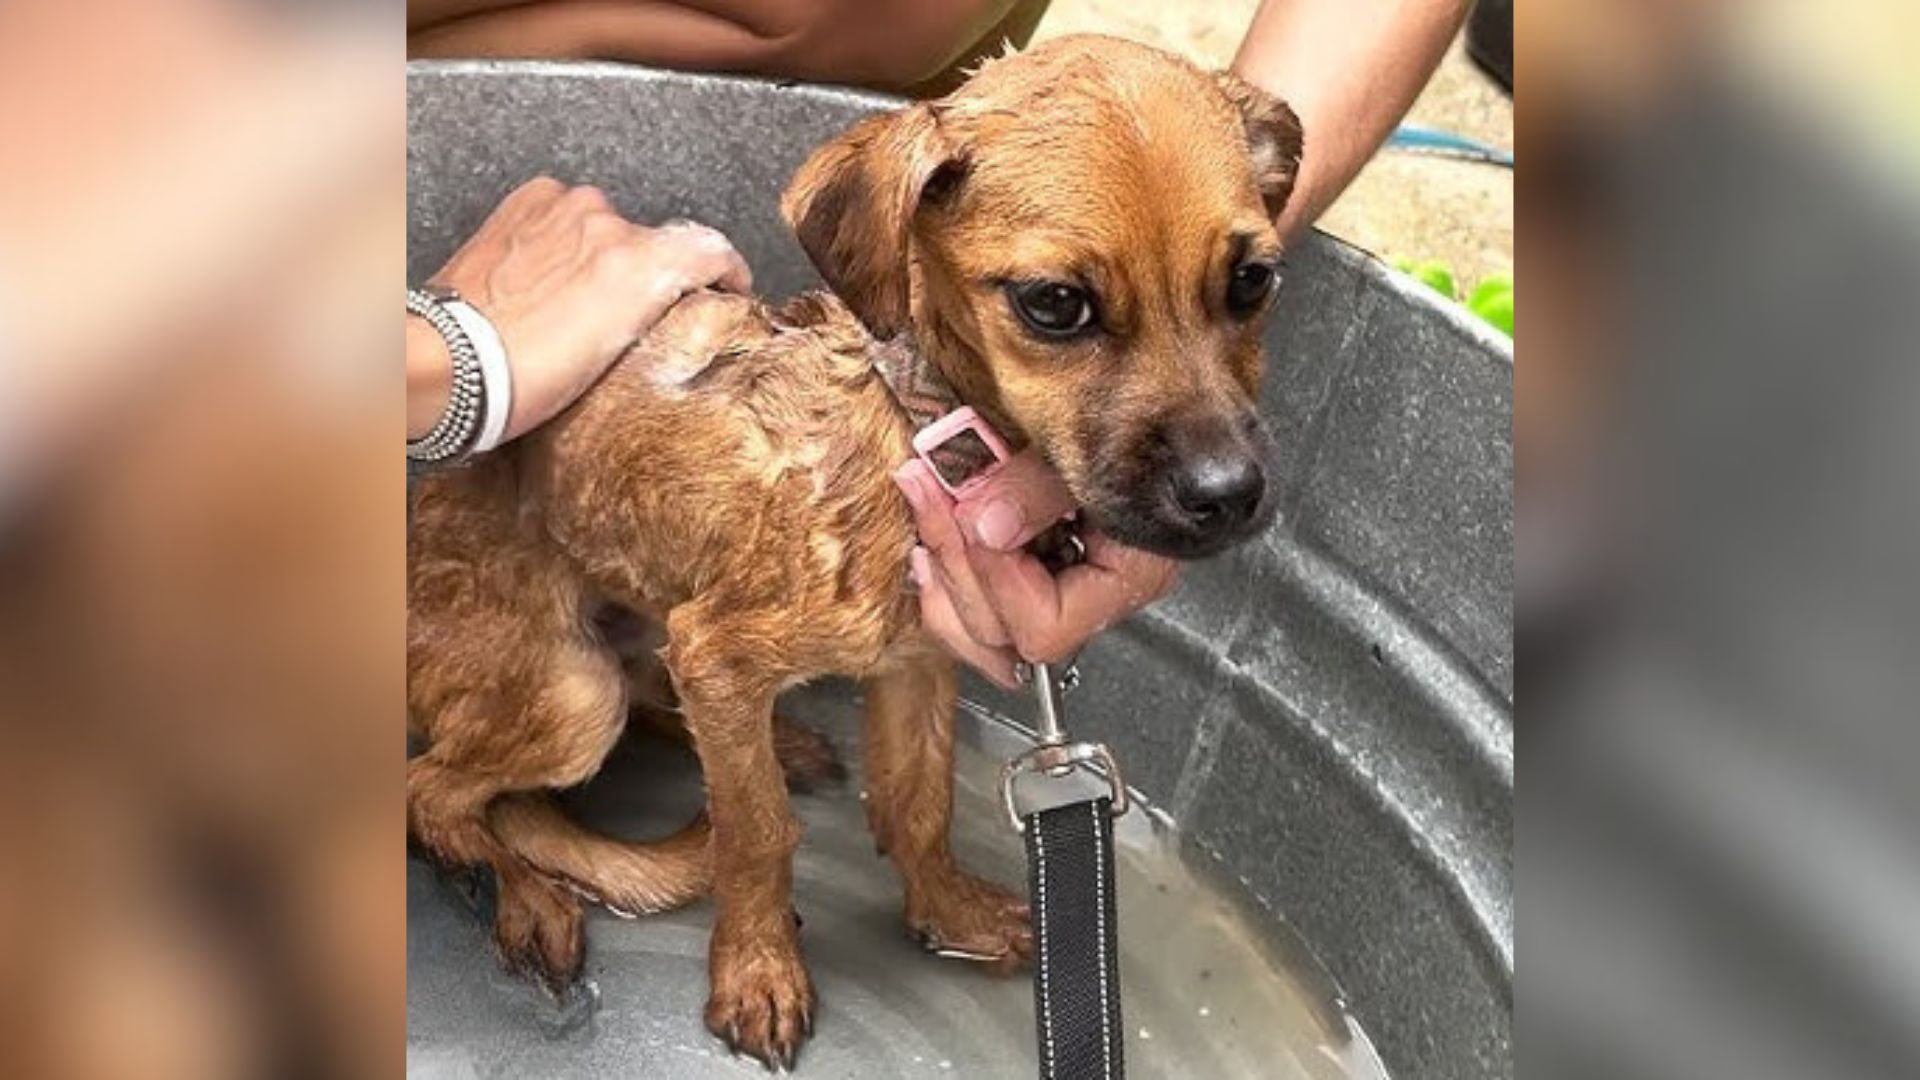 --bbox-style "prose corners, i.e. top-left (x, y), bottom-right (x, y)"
top-left (861, 645), bottom-right (1032, 971)
top-left (409, 749), bottom-right (589, 995)
top-left (770, 714), bottom-right (848, 791)
top-left (408, 635), bottom-right (629, 994)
